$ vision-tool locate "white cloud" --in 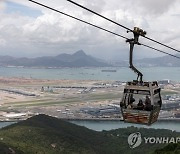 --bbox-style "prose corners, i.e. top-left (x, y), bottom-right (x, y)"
top-left (0, 0), bottom-right (180, 60)
top-left (0, 0), bottom-right (6, 12)
top-left (0, 38), bottom-right (6, 46)
top-left (135, 0), bottom-right (177, 15)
